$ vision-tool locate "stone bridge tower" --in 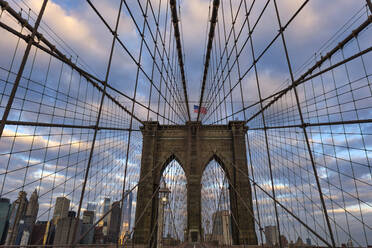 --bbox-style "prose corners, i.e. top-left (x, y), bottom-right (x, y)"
top-left (133, 121), bottom-right (257, 246)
